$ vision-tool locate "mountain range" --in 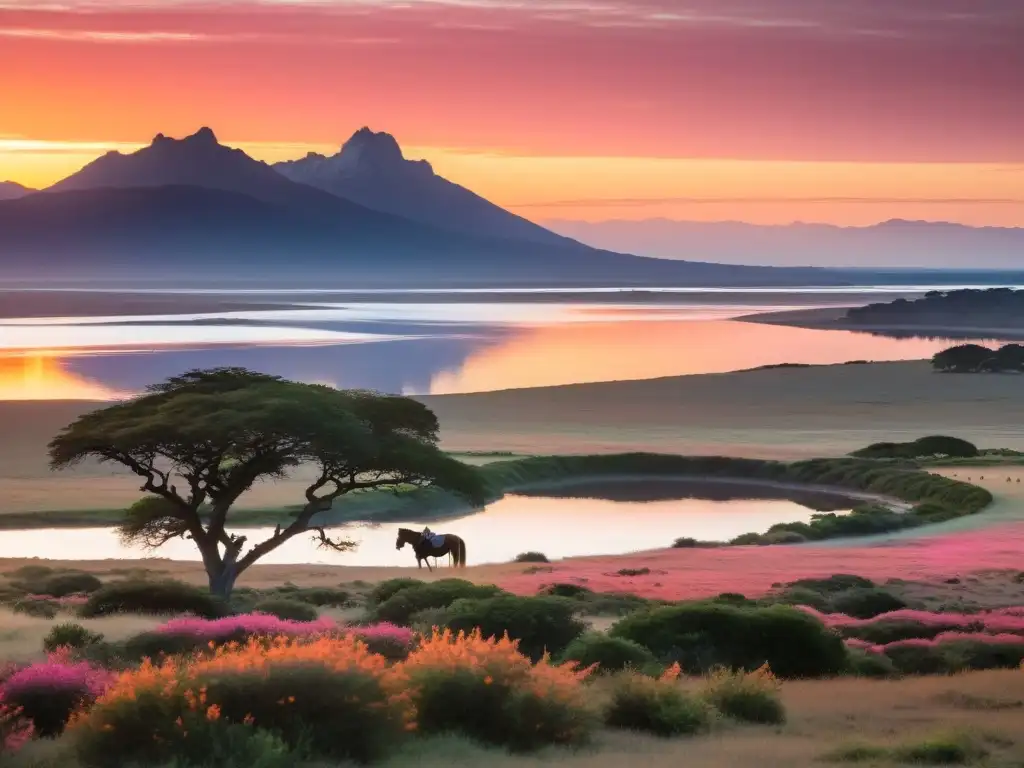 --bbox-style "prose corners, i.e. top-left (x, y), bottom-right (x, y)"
top-left (0, 128), bottom-right (833, 286)
top-left (0, 181), bottom-right (33, 201)
top-left (545, 218), bottom-right (1024, 270)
